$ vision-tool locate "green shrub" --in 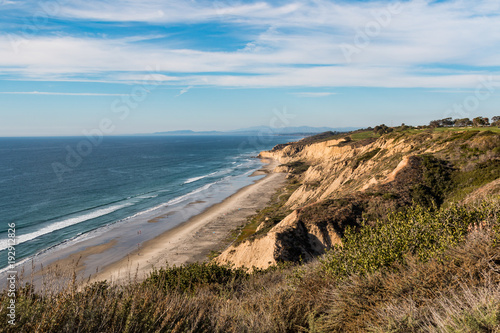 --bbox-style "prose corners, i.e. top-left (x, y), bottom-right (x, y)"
top-left (441, 130), bottom-right (479, 143)
top-left (282, 161), bottom-right (310, 174)
top-left (448, 159), bottom-right (500, 202)
top-left (318, 230), bottom-right (500, 332)
top-left (382, 192), bottom-right (399, 200)
top-left (352, 148), bottom-right (382, 169)
top-left (321, 203), bottom-right (491, 279)
top-left (1, 200), bottom-right (498, 333)
top-left (411, 154), bottom-right (453, 207)
top-left (144, 262), bottom-right (248, 293)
